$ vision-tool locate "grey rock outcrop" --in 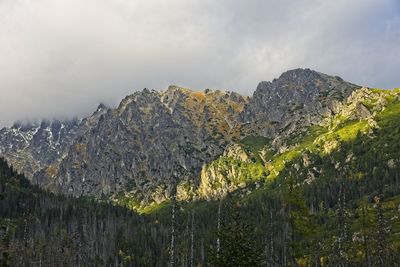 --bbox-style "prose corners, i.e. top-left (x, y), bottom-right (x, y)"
top-left (0, 119), bottom-right (81, 176)
top-left (241, 68), bottom-right (360, 137)
top-left (33, 86), bottom-right (248, 201)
